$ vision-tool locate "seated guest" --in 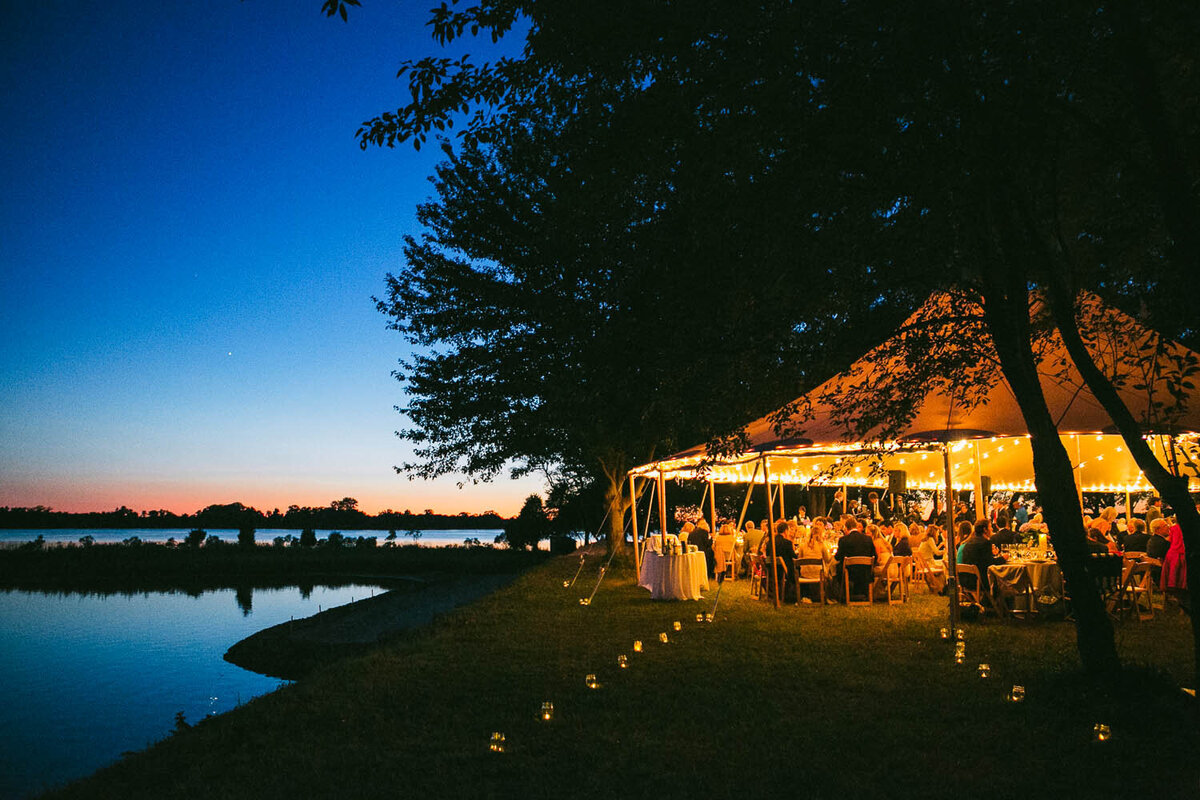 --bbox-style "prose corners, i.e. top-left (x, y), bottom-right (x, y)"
top-left (1019, 512), bottom-right (1047, 535)
top-left (712, 522), bottom-right (737, 579)
top-left (958, 519), bottom-right (1004, 594)
top-left (796, 527), bottom-right (830, 603)
top-left (835, 517), bottom-right (876, 600)
top-left (870, 523), bottom-right (893, 565)
top-left (1086, 525), bottom-right (1116, 555)
top-left (991, 521), bottom-right (1019, 547)
top-left (891, 522), bottom-right (913, 557)
top-left (1121, 519), bottom-right (1150, 553)
top-left (766, 519), bottom-right (798, 601)
top-left (954, 520), bottom-right (974, 563)
top-left (678, 522), bottom-right (695, 544)
top-left (917, 524), bottom-right (945, 562)
top-left (1147, 518), bottom-right (1171, 560)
